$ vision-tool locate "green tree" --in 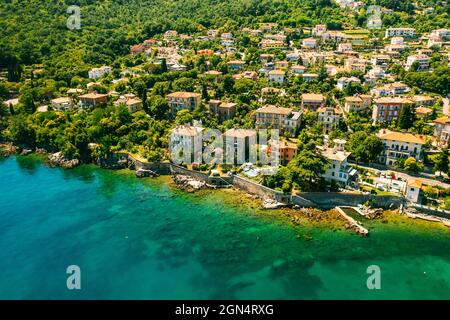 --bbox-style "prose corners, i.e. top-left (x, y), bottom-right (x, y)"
top-left (7, 114), bottom-right (36, 146)
top-left (222, 74), bottom-right (235, 94)
top-left (402, 157), bottom-right (424, 173)
top-left (397, 104), bottom-right (415, 130)
top-left (287, 144), bottom-right (329, 191)
top-left (434, 149), bottom-right (449, 175)
top-left (160, 58), bottom-right (168, 73)
top-left (0, 100), bottom-right (9, 117)
top-left (172, 77), bottom-right (195, 92)
top-left (19, 90), bottom-right (36, 114)
top-left (175, 109), bottom-right (193, 125)
top-left (133, 79), bottom-right (148, 106)
top-left (148, 95), bottom-right (169, 120)
top-left (348, 132), bottom-right (383, 163)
